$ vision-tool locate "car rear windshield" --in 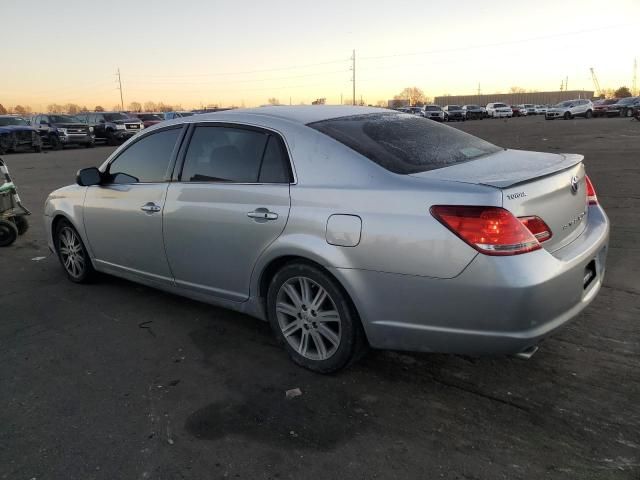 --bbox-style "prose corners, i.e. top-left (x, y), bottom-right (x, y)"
top-left (494, 103), bottom-right (508, 108)
top-left (308, 113), bottom-right (501, 175)
top-left (425, 106), bottom-right (441, 111)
